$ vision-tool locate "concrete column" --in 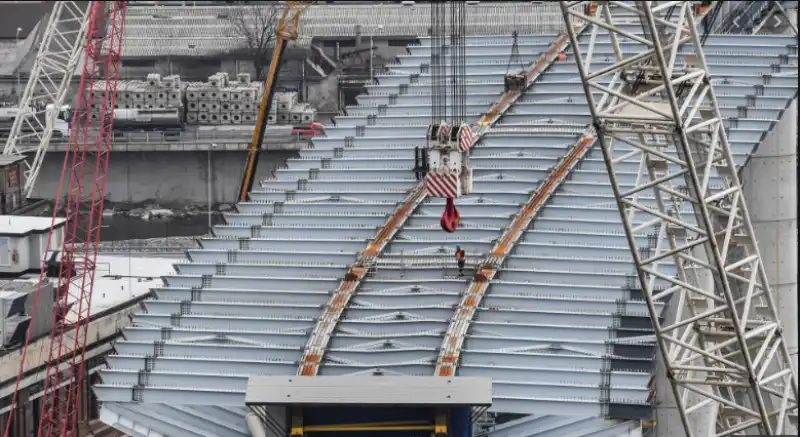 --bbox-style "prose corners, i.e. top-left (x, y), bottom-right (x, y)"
top-left (741, 98), bottom-right (798, 376)
top-left (18, 388), bottom-right (29, 437)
